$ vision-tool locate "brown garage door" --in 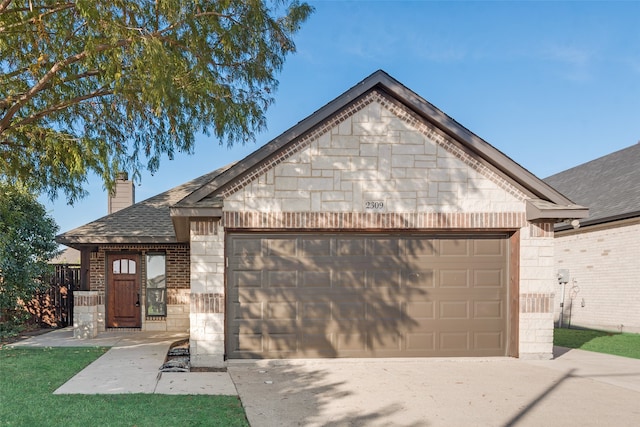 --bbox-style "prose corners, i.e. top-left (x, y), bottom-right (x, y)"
top-left (226, 233), bottom-right (509, 359)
